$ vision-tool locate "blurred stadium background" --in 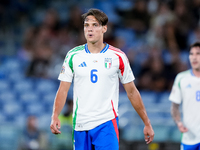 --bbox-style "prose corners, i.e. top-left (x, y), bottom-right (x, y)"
top-left (0, 0), bottom-right (199, 150)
